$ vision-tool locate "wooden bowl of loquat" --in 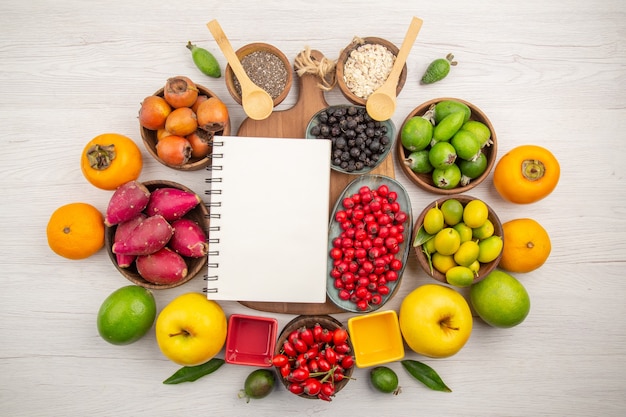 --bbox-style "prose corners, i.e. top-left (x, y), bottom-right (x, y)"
top-left (140, 82), bottom-right (231, 171)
